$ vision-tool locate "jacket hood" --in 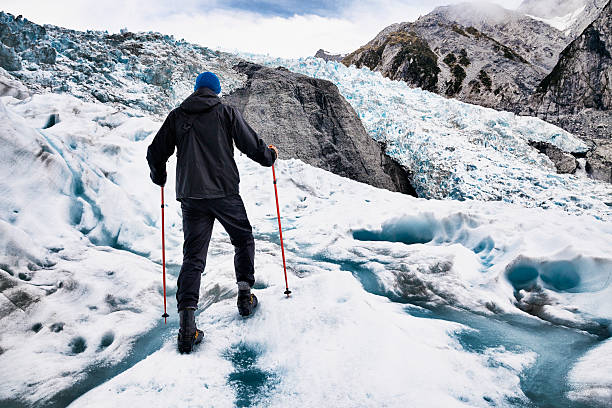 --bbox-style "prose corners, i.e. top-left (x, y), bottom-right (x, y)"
top-left (180, 87), bottom-right (221, 113)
